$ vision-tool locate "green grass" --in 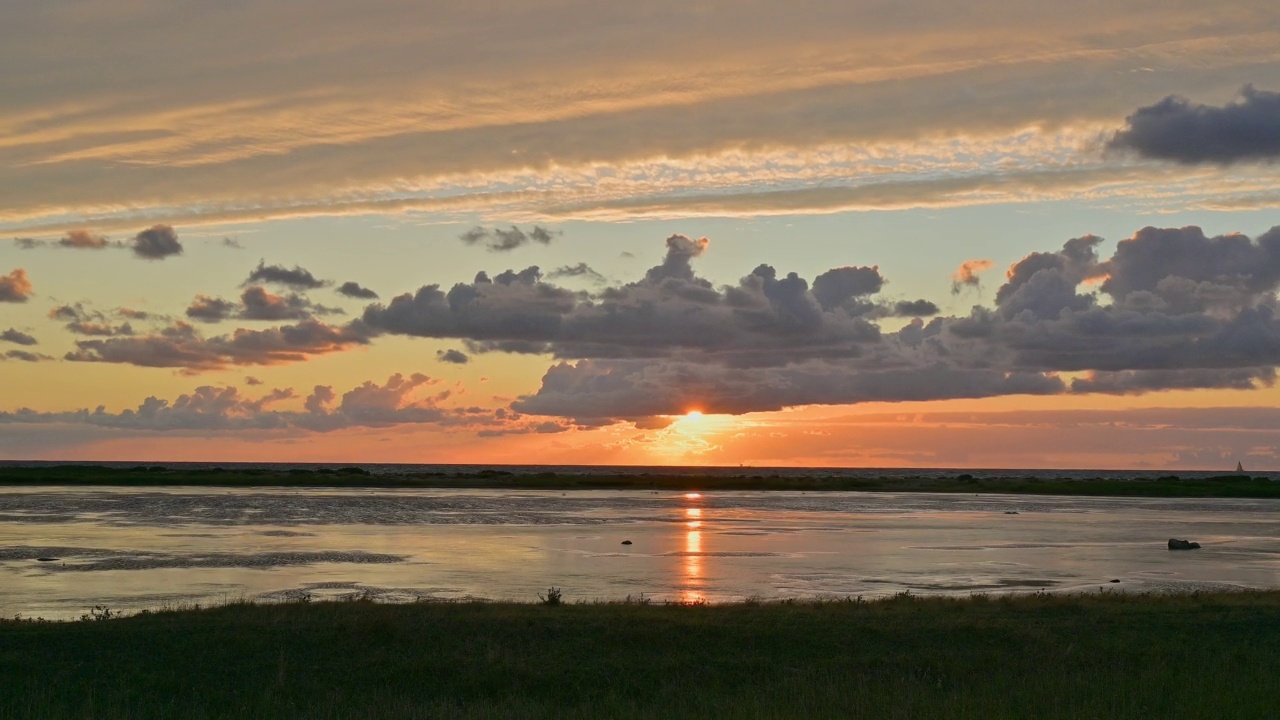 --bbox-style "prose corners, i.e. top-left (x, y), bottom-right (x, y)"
top-left (3, 591), bottom-right (1279, 719)
top-left (2, 464), bottom-right (1279, 497)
